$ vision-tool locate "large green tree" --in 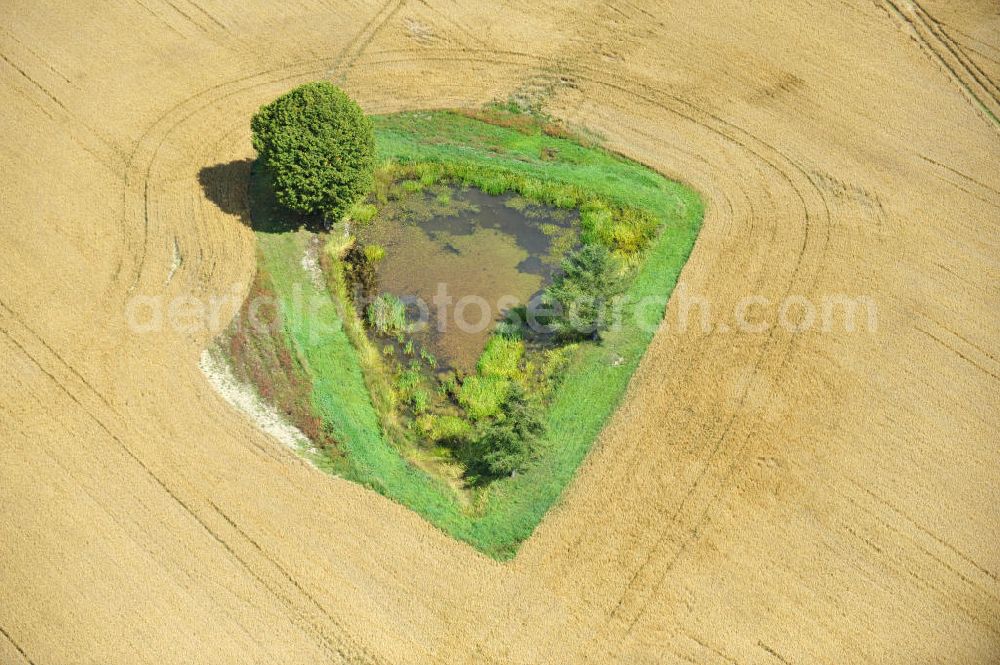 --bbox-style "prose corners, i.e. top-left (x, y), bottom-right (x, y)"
top-left (251, 82), bottom-right (375, 223)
